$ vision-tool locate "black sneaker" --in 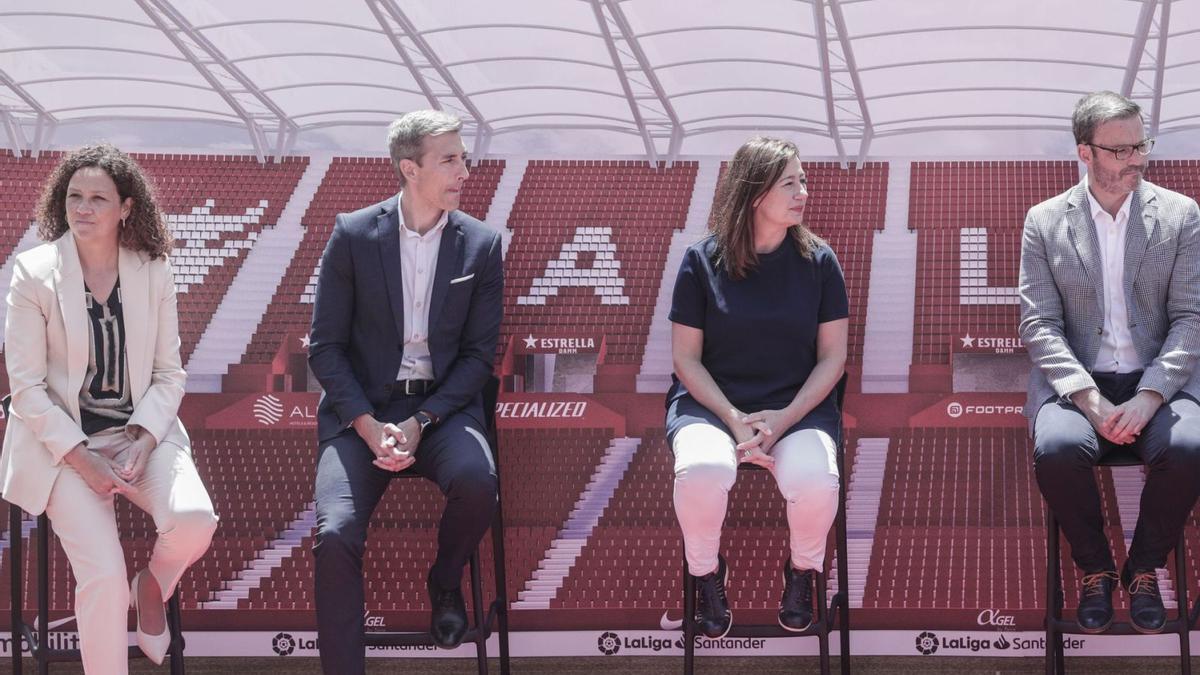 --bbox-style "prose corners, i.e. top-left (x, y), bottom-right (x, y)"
top-left (778, 559), bottom-right (816, 632)
top-left (1076, 569), bottom-right (1118, 634)
top-left (1121, 562), bottom-right (1166, 634)
top-left (693, 555), bottom-right (732, 638)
